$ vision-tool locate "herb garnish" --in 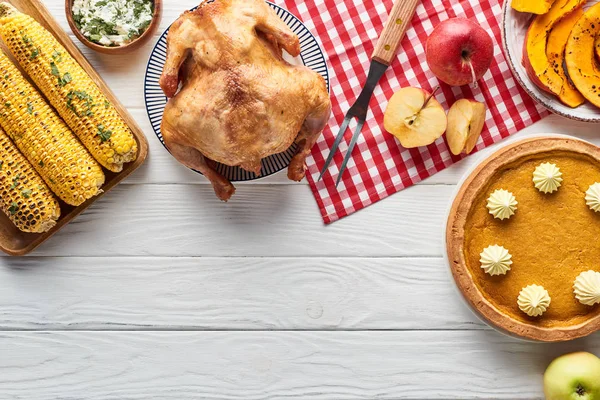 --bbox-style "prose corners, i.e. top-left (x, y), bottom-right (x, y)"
top-left (8, 201), bottom-right (18, 215)
top-left (97, 124), bottom-right (112, 142)
top-left (50, 62), bottom-right (72, 87)
top-left (26, 103), bottom-right (33, 115)
top-left (52, 50), bottom-right (63, 63)
top-left (29, 47), bottom-right (40, 60)
top-left (21, 33), bottom-right (41, 61)
top-left (21, 188), bottom-right (32, 198)
top-left (38, 160), bottom-right (44, 167)
top-left (50, 61), bottom-right (60, 77)
top-left (10, 173), bottom-right (20, 189)
top-left (62, 72), bottom-right (73, 85)
top-left (73, 12), bottom-right (83, 29)
top-left (133, 3), bottom-right (146, 19)
top-left (67, 90), bottom-right (96, 117)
